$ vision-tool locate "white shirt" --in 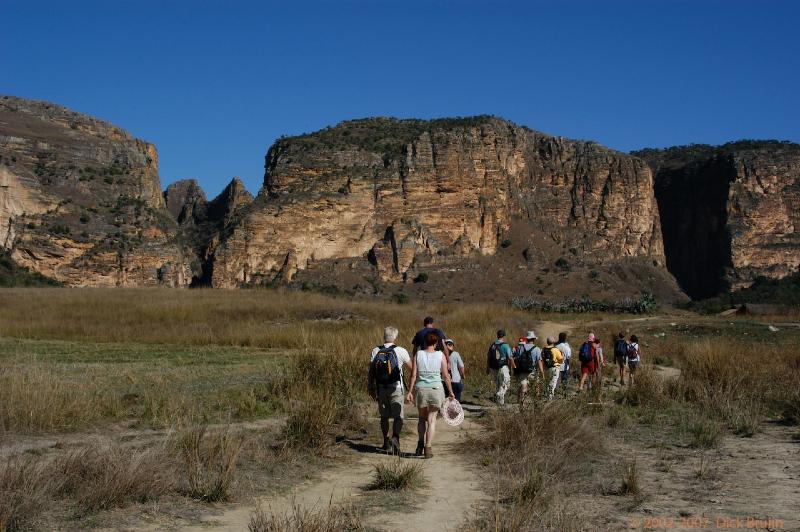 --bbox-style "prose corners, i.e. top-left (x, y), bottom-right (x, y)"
top-left (449, 351), bottom-right (465, 383)
top-left (628, 342), bottom-right (640, 362)
top-left (556, 342), bottom-right (572, 371)
top-left (370, 343), bottom-right (411, 391)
